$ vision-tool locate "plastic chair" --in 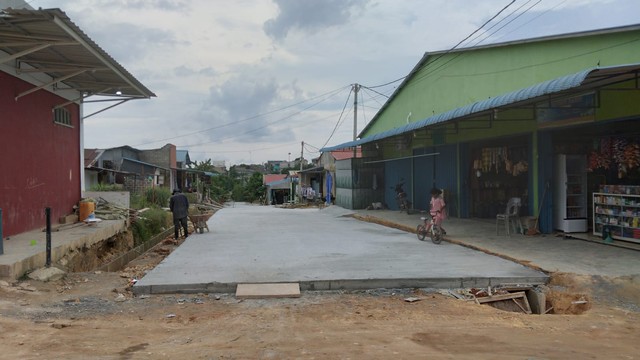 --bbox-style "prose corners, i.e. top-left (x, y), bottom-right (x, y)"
top-left (496, 197), bottom-right (522, 235)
